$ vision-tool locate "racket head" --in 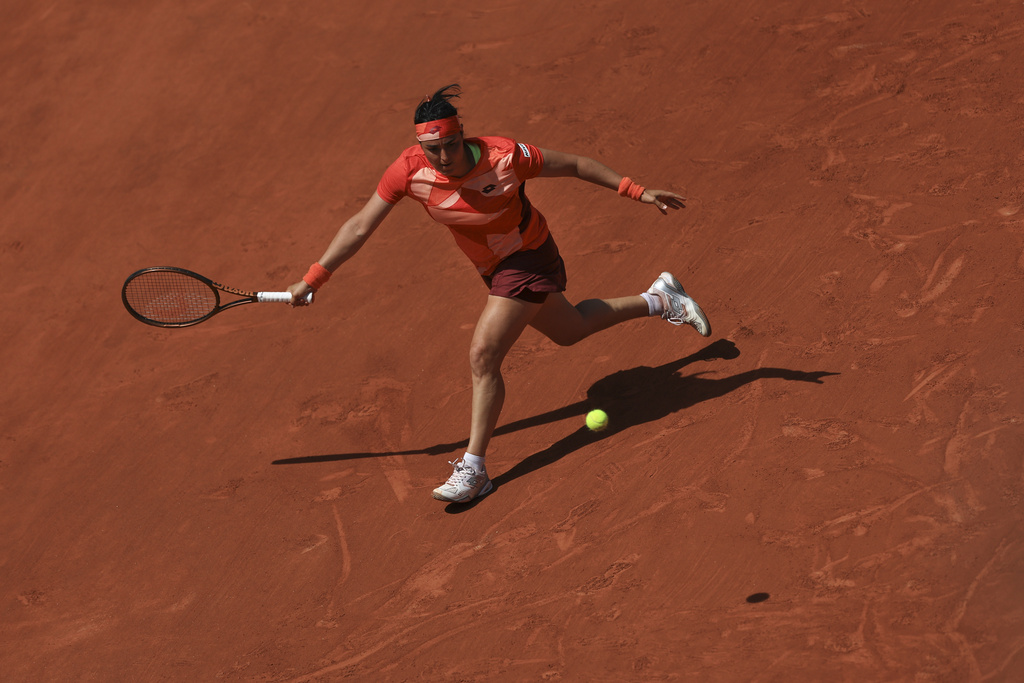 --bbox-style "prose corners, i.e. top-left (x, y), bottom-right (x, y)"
top-left (121, 267), bottom-right (223, 327)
